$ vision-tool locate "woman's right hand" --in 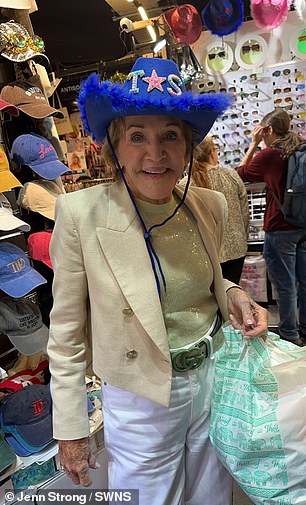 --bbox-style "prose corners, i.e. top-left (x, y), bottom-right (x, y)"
top-left (59, 437), bottom-right (100, 486)
top-left (251, 125), bottom-right (265, 145)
